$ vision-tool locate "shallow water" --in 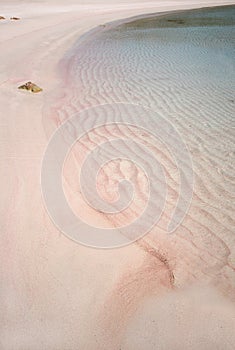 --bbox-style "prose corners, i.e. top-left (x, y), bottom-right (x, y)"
top-left (122, 5), bottom-right (235, 28)
top-left (60, 4), bottom-right (235, 226)
top-left (48, 5), bottom-right (235, 346)
top-left (55, 4), bottom-right (235, 268)
top-left (63, 5), bottom-right (235, 143)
